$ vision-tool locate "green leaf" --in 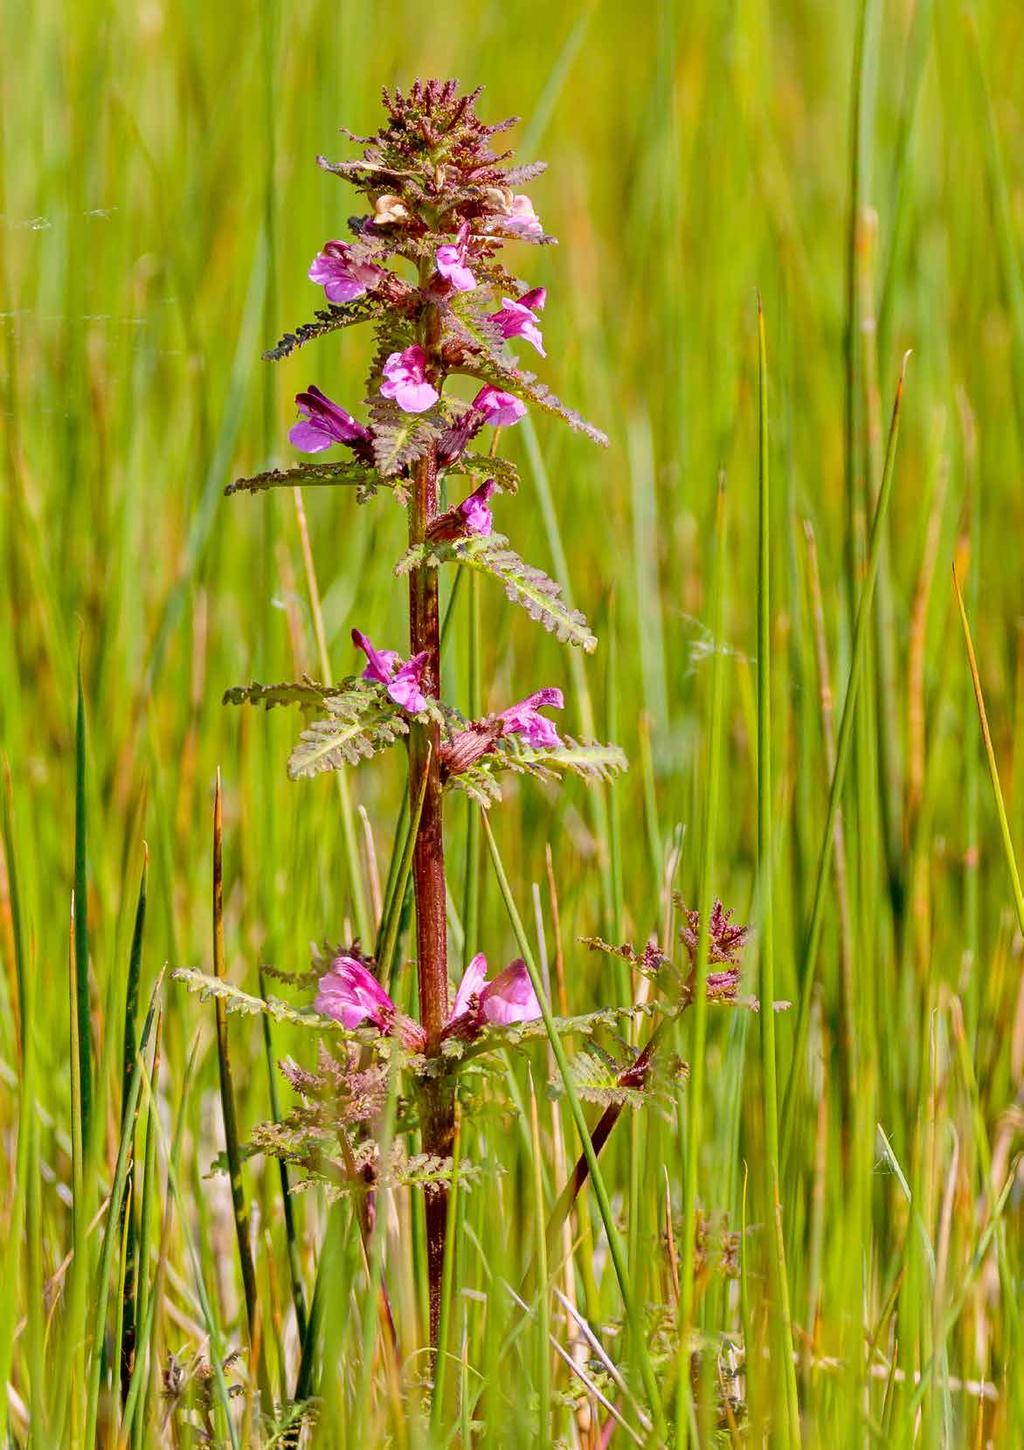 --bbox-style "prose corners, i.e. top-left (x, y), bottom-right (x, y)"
top-left (554, 1047), bottom-right (654, 1109)
top-left (396, 534), bottom-right (597, 651)
top-left (444, 452), bottom-right (519, 495)
top-left (454, 350), bottom-right (608, 446)
top-left (225, 459), bottom-right (381, 500)
top-left (172, 968), bottom-right (329, 1028)
top-left (263, 294), bottom-right (391, 361)
top-left (288, 690), bottom-right (411, 779)
top-left (222, 677), bottom-right (353, 711)
top-left (369, 399), bottom-right (444, 478)
top-left (447, 737), bottom-right (627, 807)
top-left (445, 300), bottom-right (507, 356)
top-left (453, 1002), bottom-right (659, 1062)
